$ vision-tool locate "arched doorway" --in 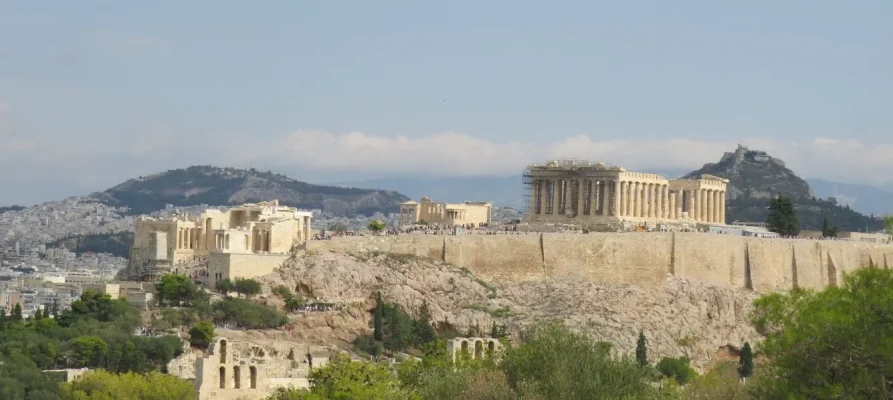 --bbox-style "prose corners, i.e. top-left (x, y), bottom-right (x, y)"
top-left (233, 366), bottom-right (241, 389)
top-left (249, 366), bottom-right (258, 389)
top-left (218, 367), bottom-right (226, 389)
top-left (474, 341), bottom-right (484, 358)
